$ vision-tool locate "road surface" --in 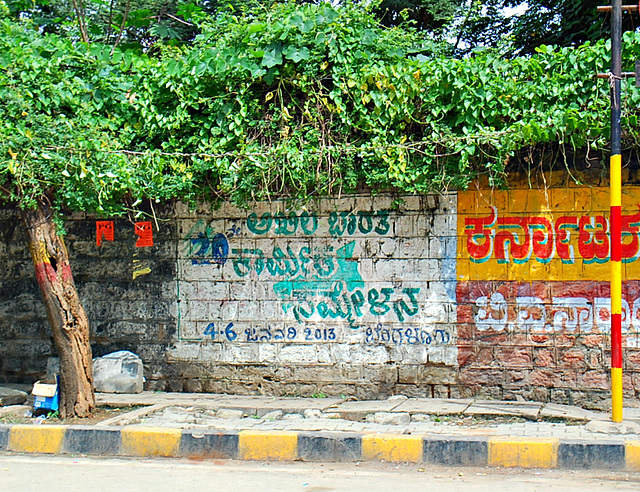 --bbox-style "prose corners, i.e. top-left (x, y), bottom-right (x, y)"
top-left (1, 455), bottom-right (639, 491)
